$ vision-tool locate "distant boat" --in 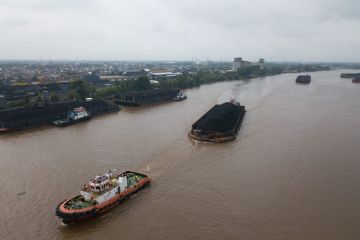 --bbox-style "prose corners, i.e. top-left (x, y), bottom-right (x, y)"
top-left (340, 73), bottom-right (360, 78)
top-left (352, 78), bottom-right (360, 83)
top-left (172, 91), bottom-right (187, 101)
top-left (56, 170), bottom-right (151, 224)
top-left (53, 107), bottom-right (91, 126)
top-left (296, 75), bottom-right (311, 84)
